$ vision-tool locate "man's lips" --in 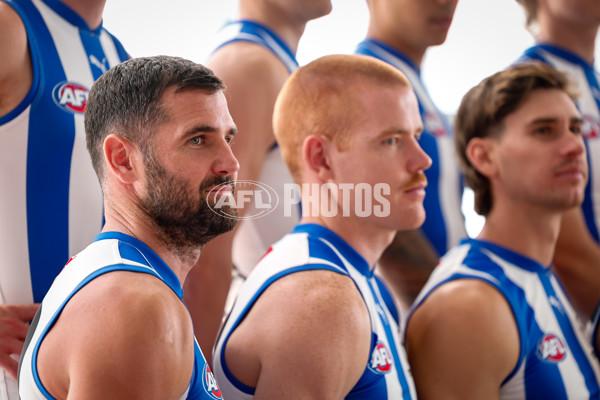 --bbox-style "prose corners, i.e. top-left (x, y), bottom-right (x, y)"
top-left (554, 167), bottom-right (586, 182)
top-left (205, 184), bottom-right (234, 195)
